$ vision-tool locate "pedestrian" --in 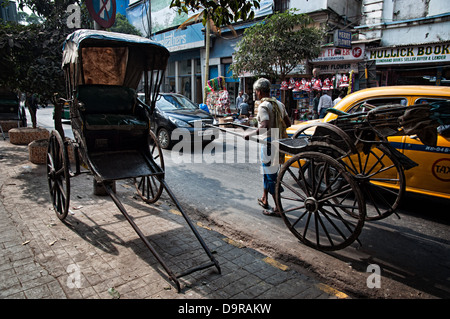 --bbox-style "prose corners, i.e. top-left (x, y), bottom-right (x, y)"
top-left (318, 90), bottom-right (333, 118)
top-left (312, 92), bottom-right (320, 119)
top-left (238, 93), bottom-right (250, 116)
top-left (244, 78), bottom-right (291, 217)
top-left (26, 93), bottom-right (38, 128)
top-left (333, 91), bottom-right (345, 106)
top-left (236, 90), bottom-right (244, 112)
